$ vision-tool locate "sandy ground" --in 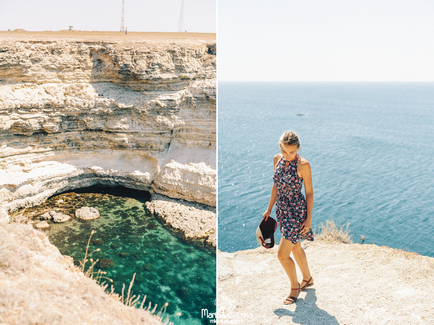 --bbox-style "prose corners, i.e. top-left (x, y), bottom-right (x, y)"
top-left (218, 241), bottom-right (434, 325)
top-left (0, 30), bottom-right (215, 44)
